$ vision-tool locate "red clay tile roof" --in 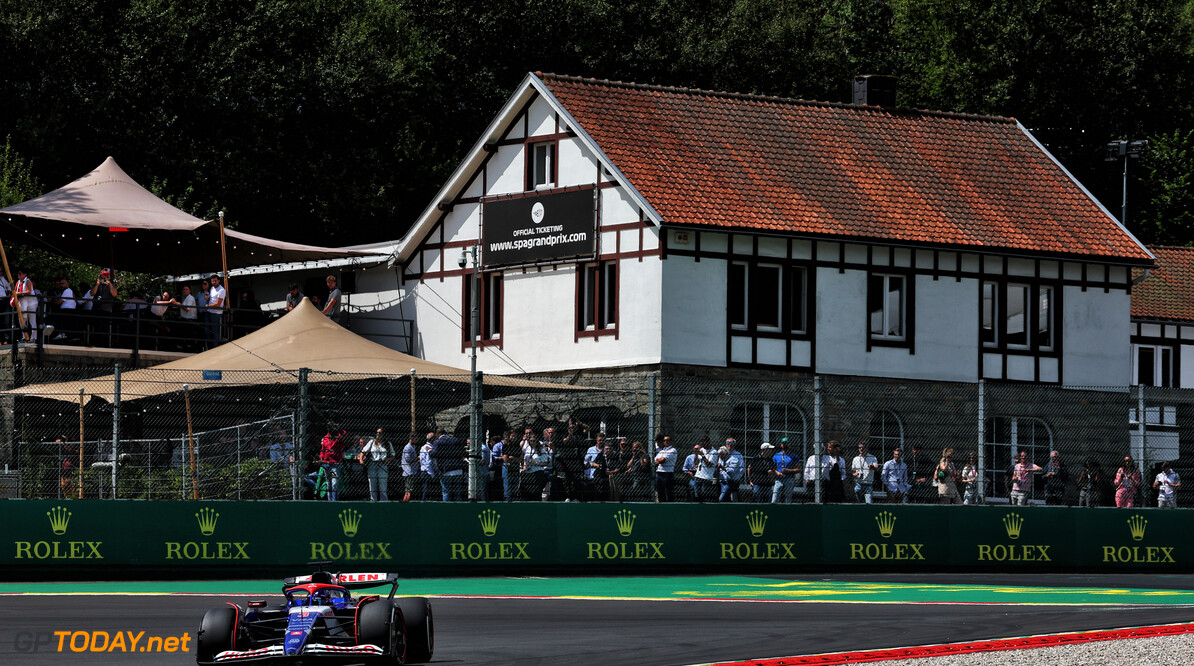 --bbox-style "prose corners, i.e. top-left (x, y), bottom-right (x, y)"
top-left (1132, 246), bottom-right (1194, 321)
top-left (538, 74), bottom-right (1151, 263)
